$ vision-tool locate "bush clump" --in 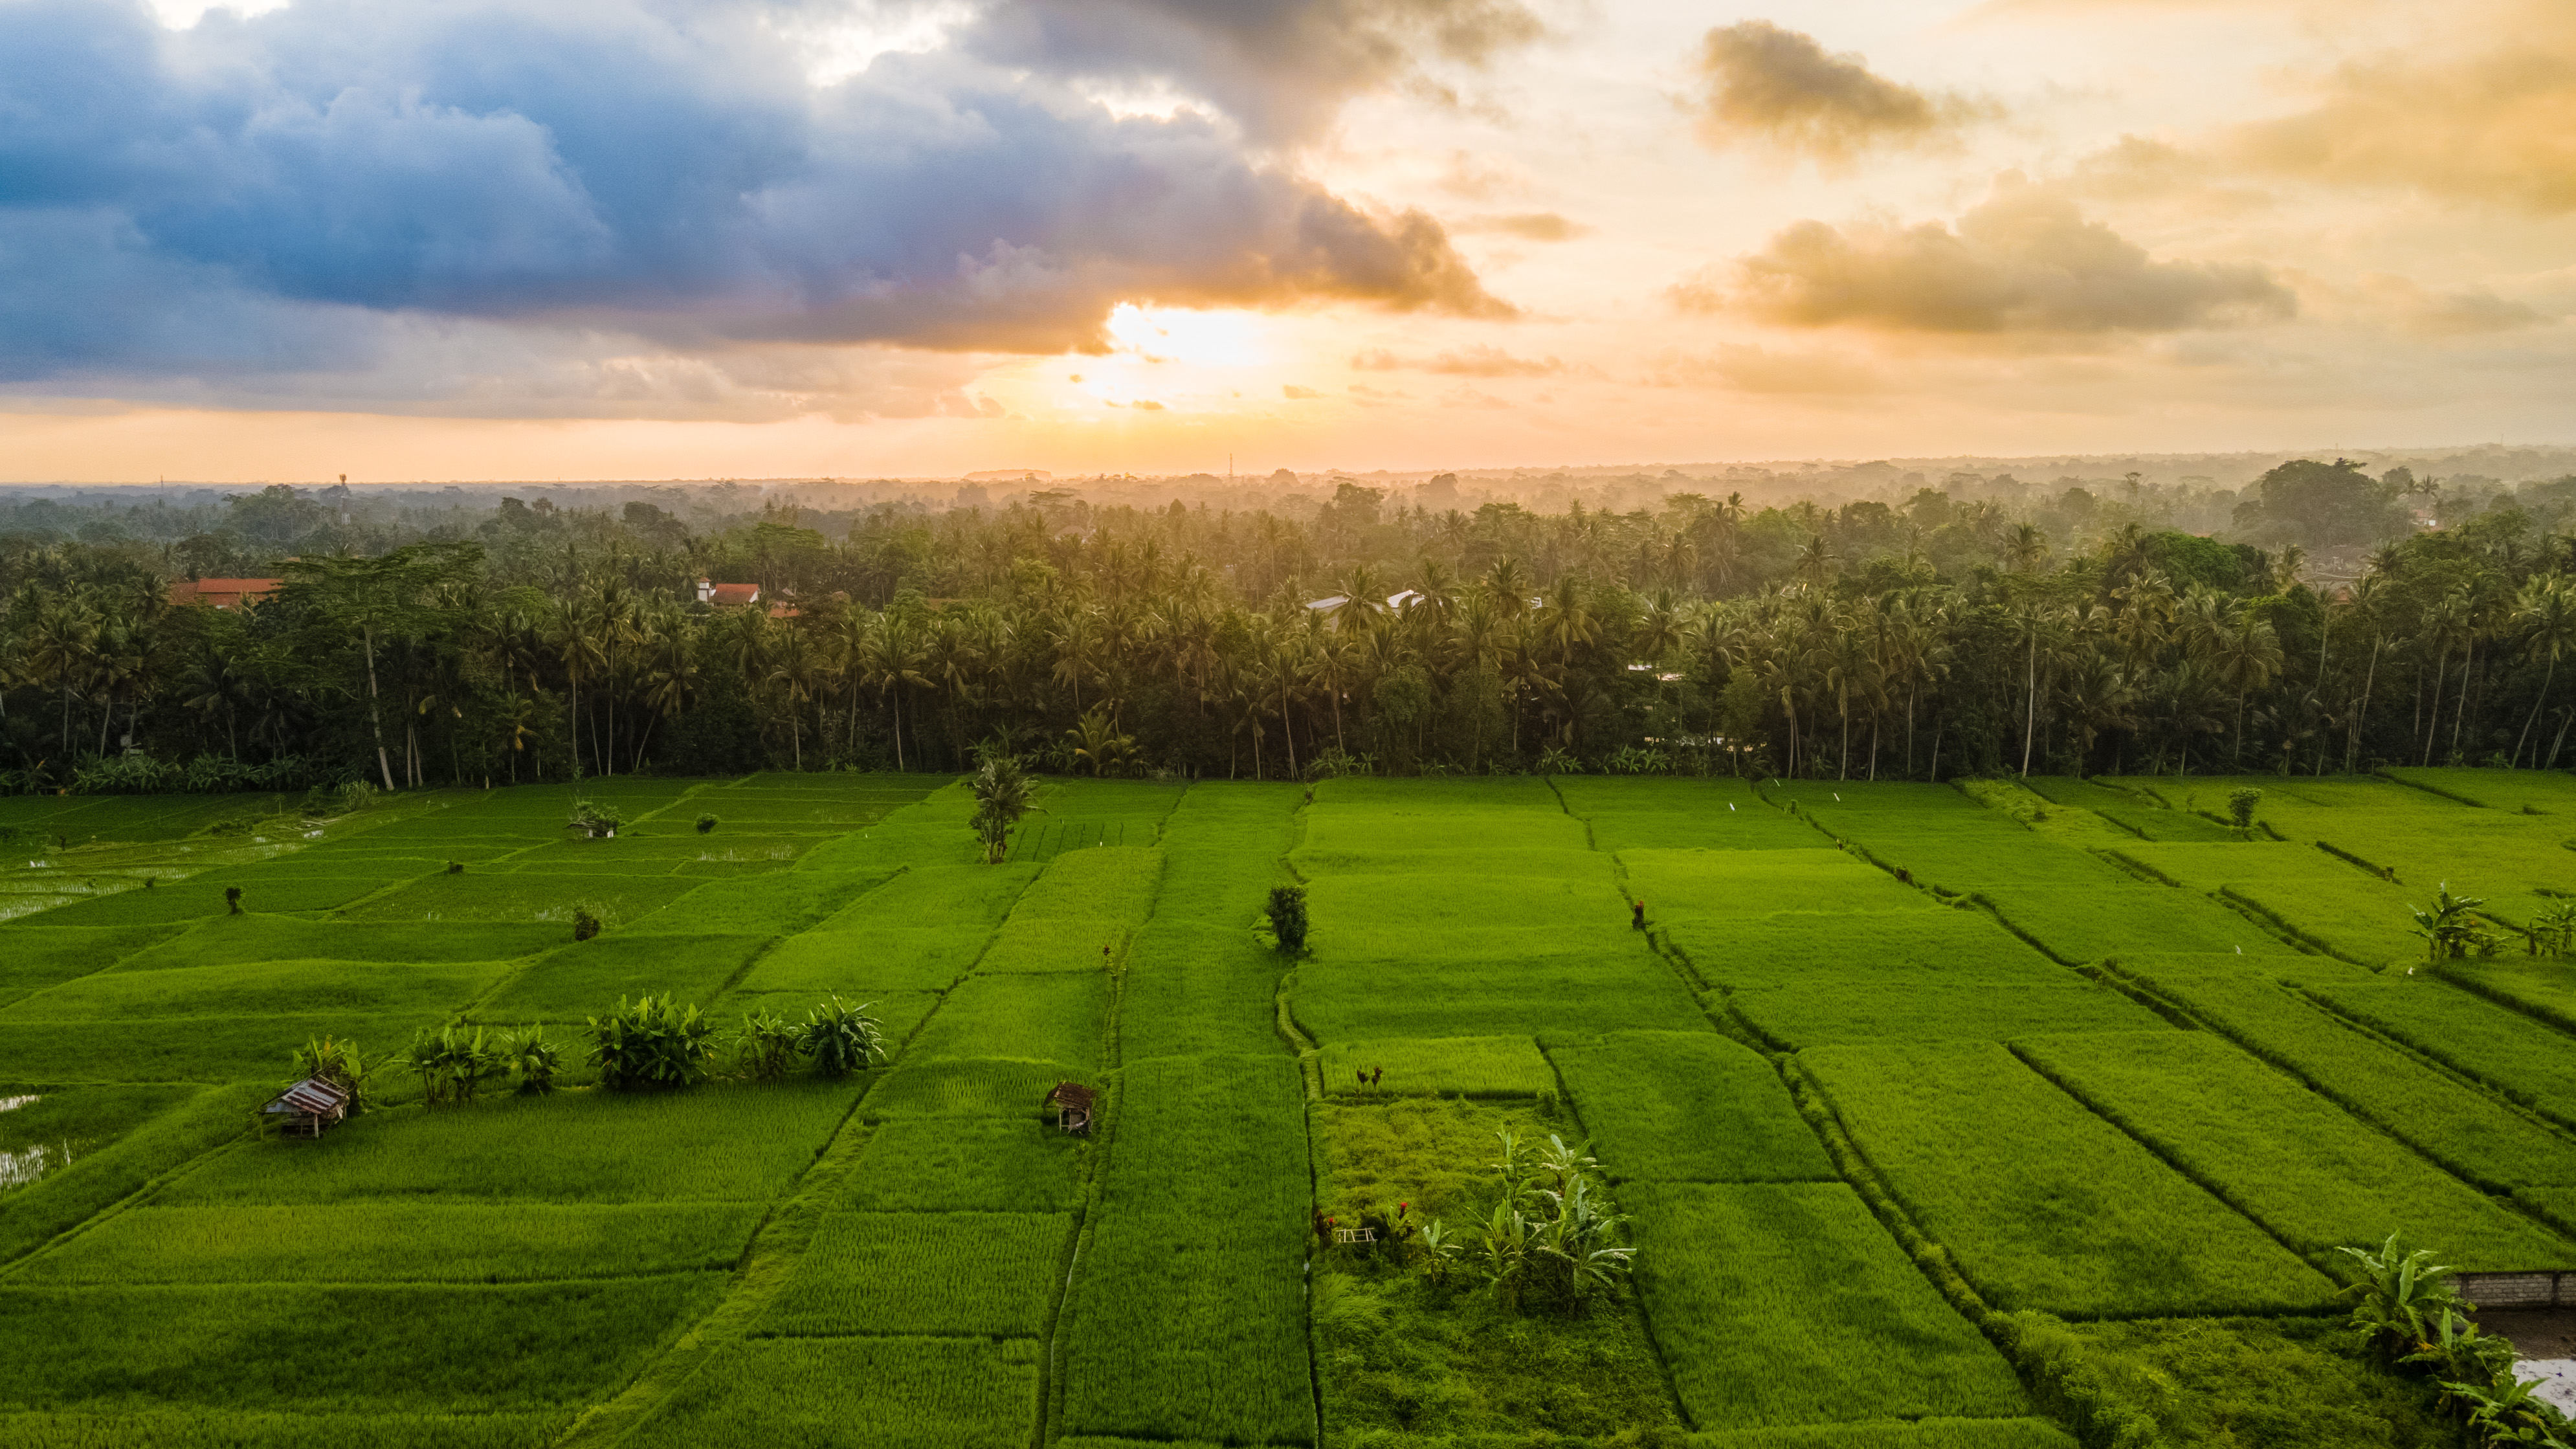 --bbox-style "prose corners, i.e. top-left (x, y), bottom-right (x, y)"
top-left (801, 995), bottom-right (886, 1079)
top-left (1266, 885), bottom-right (1309, 953)
top-left (401, 1024), bottom-right (509, 1107)
top-left (587, 994), bottom-right (717, 1091)
top-left (696, 813), bottom-right (718, 835)
top-left (2228, 786), bottom-right (2262, 830)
